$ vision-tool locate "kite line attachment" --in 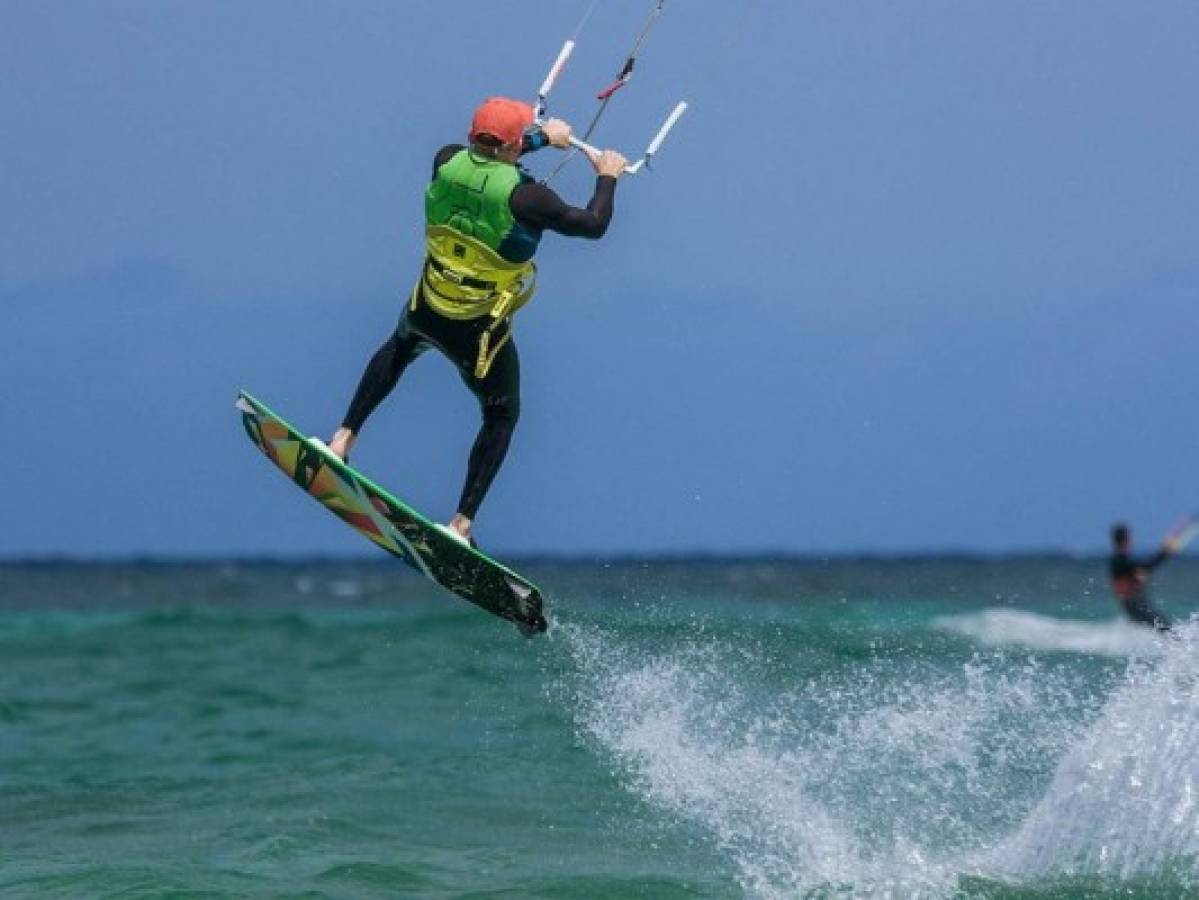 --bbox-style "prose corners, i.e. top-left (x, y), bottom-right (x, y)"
top-left (534, 0), bottom-right (686, 180)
